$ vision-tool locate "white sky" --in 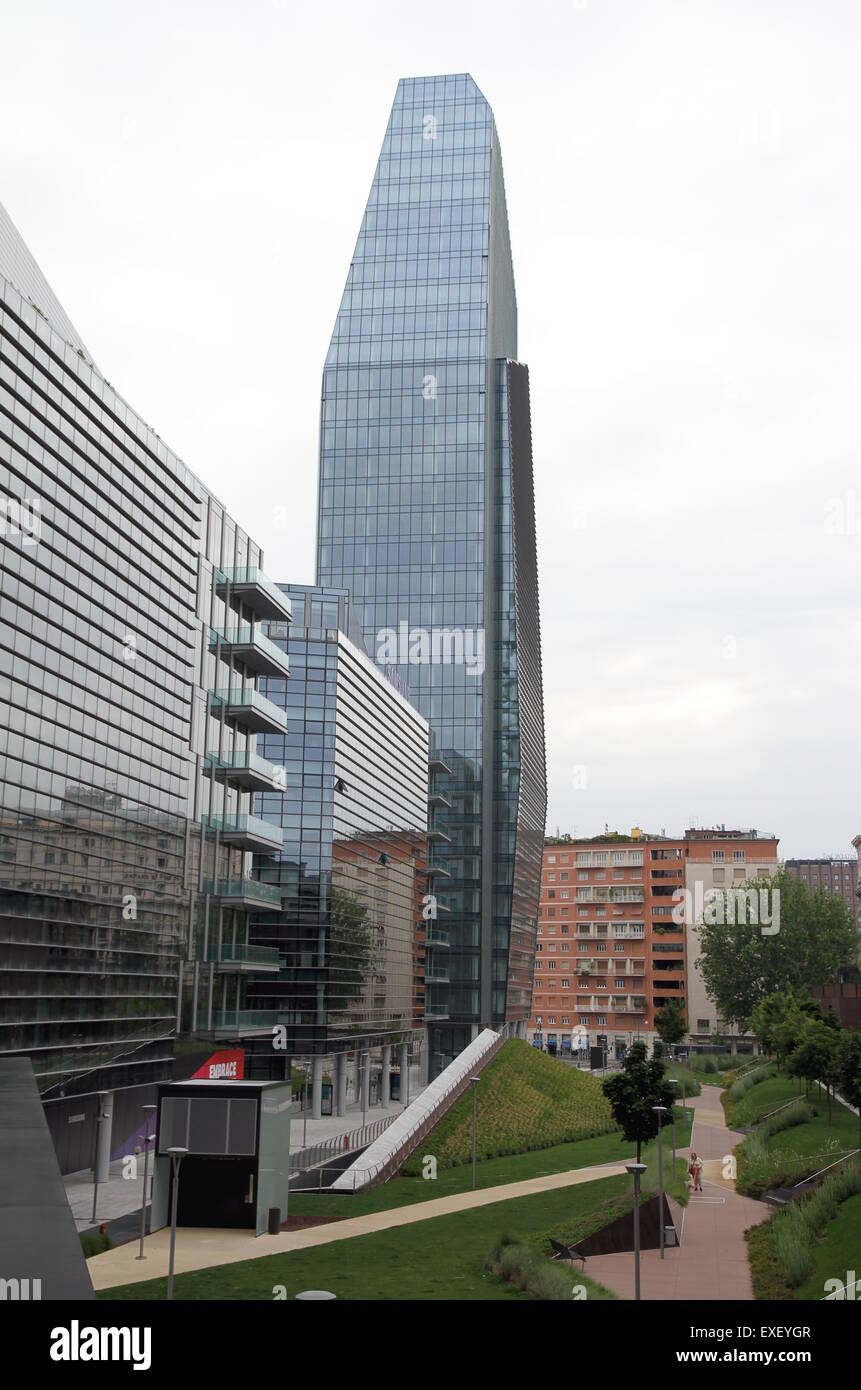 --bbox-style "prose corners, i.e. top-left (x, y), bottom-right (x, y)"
top-left (3, 0), bottom-right (859, 858)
